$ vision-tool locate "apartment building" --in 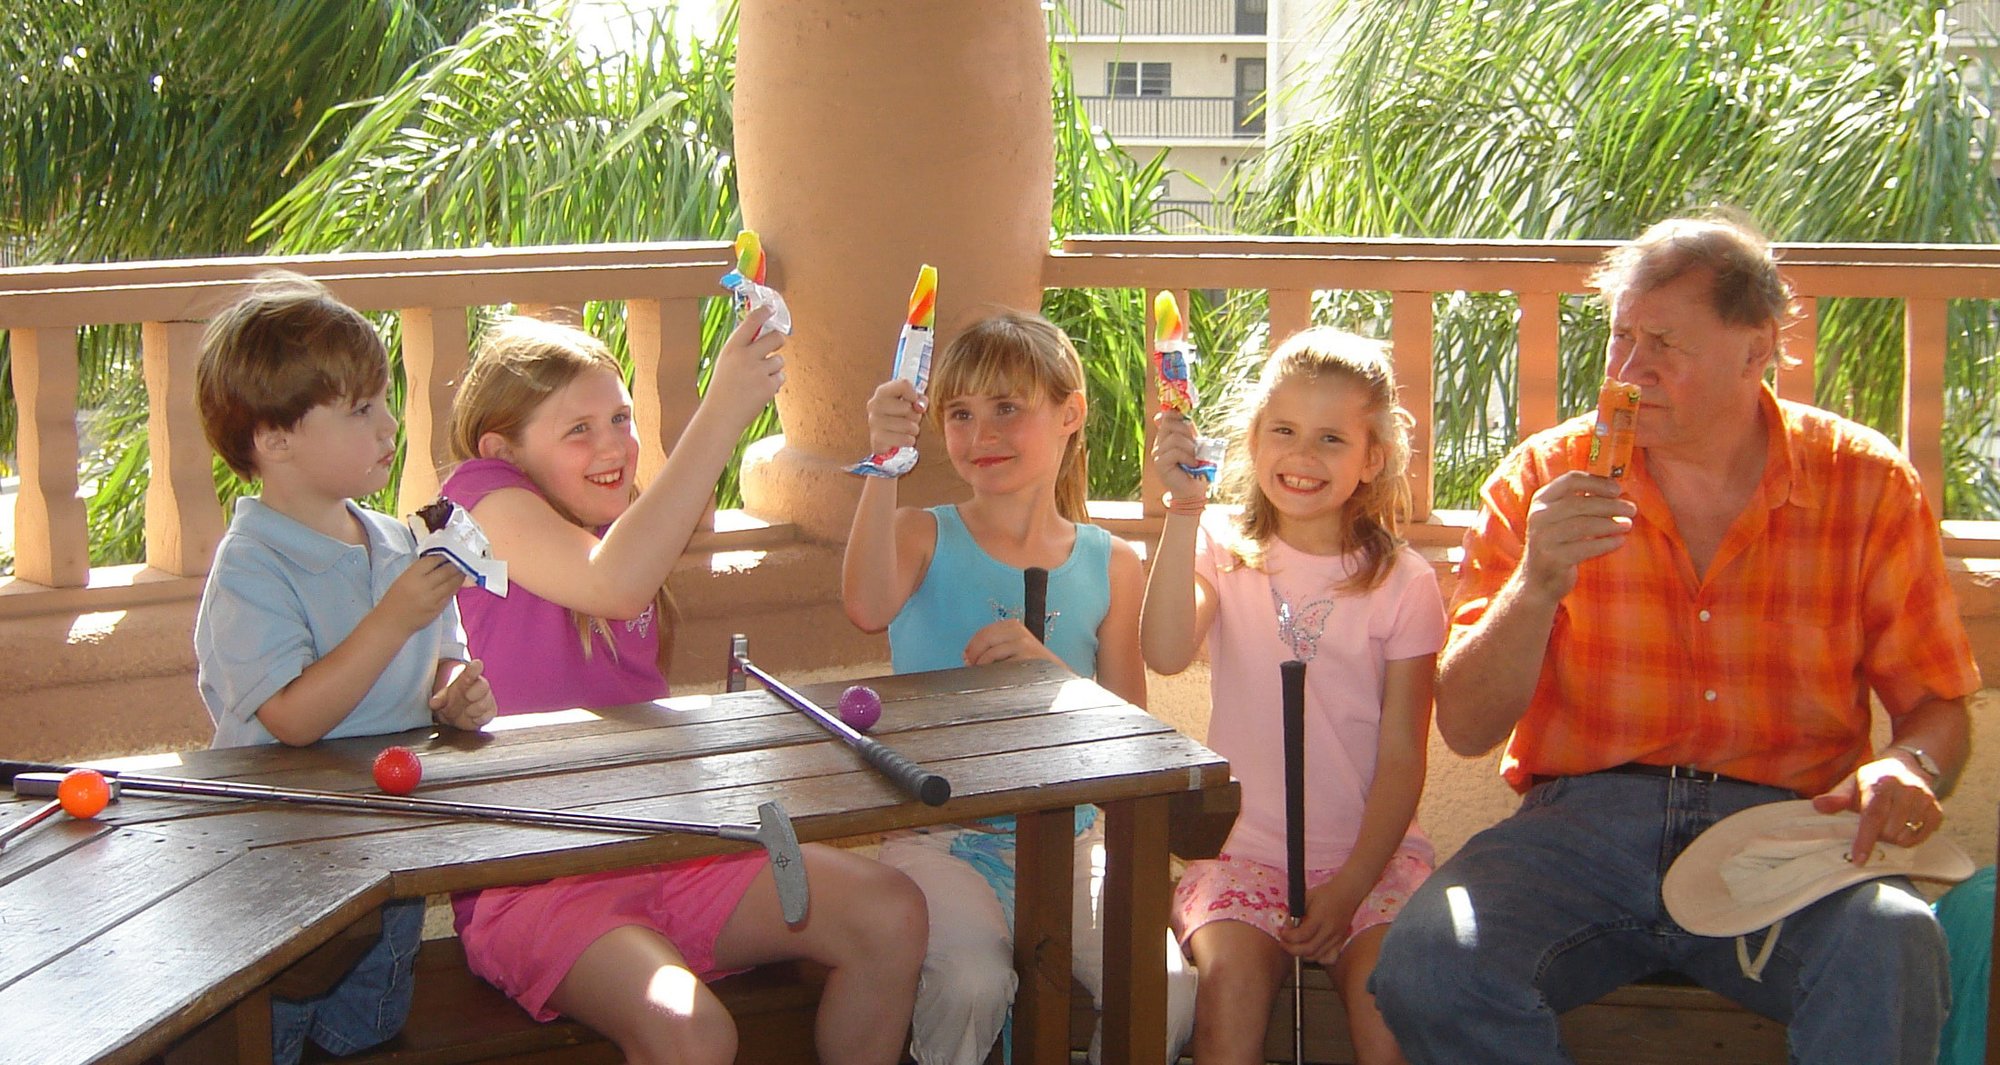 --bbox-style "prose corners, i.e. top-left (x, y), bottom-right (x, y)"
top-left (1050, 0), bottom-right (1293, 230)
